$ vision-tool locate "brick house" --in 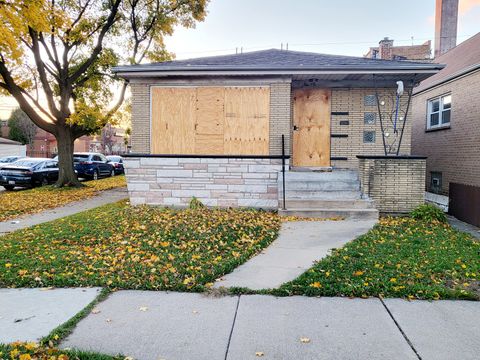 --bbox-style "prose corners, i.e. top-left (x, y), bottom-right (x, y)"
top-left (412, 32), bottom-right (480, 226)
top-left (114, 49), bottom-right (441, 217)
top-left (364, 38), bottom-right (431, 61)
